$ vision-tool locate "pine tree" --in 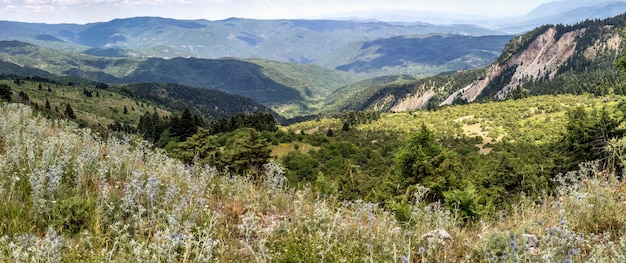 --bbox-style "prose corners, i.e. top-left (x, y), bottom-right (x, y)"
top-left (64, 103), bottom-right (76, 119)
top-left (0, 84), bottom-right (11, 102)
top-left (224, 128), bottom-right (271, 176)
